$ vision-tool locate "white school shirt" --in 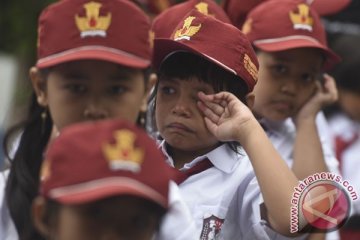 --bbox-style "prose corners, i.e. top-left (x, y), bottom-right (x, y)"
top-left (0, 170), bottom-right (18, 240)
top-left (260, 112), bottom-right (340, 175)
top-left (328, 113), bottom-right (360, 215)
top-left (0, 170), bottom-right (196, 240)
top-left (159, 141), bottom-right (308, 240)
